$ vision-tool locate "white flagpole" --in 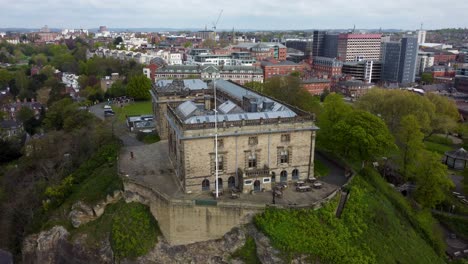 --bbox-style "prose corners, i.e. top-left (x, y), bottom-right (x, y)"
top-left (214, 78), bottom-right (219, 198)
